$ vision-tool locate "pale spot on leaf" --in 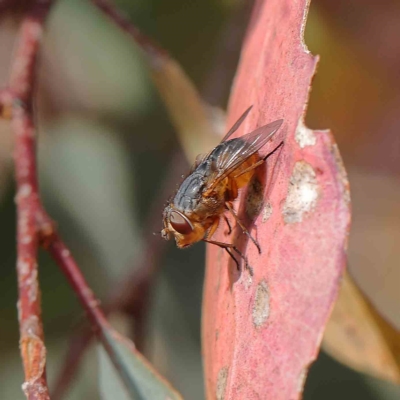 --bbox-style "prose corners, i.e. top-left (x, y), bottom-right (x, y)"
top-left (216, 367), bottom-right (229, 400)
top-left (283, 161), bottom-right (319, 224)
top-left (262, 202), bottom-right (273, 222)
top-left (253, 280), bottom-right (270, 328)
